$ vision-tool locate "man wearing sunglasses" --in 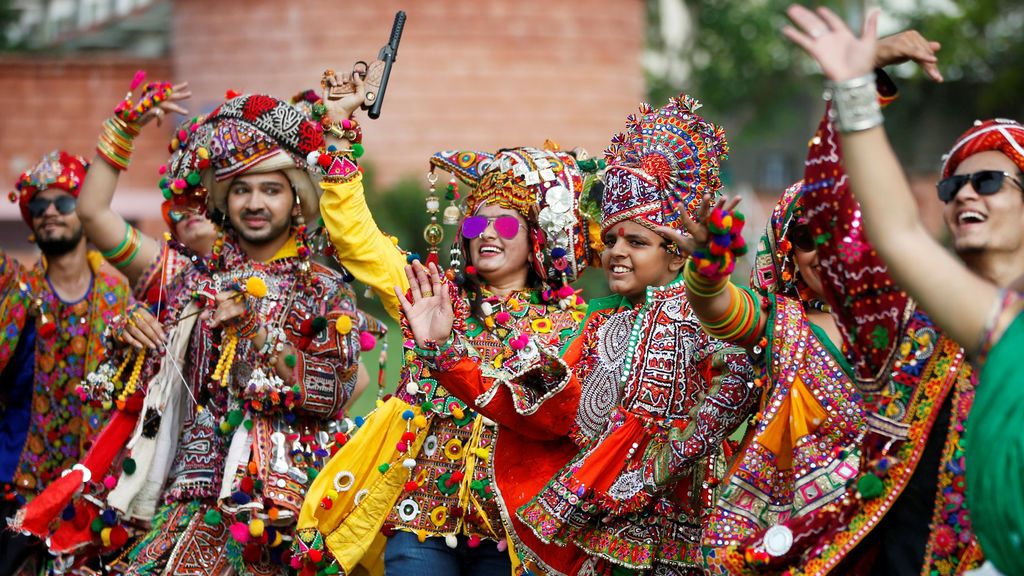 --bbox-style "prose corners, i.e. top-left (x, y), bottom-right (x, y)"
top-left (0, 150), bottom-right (131, 574)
